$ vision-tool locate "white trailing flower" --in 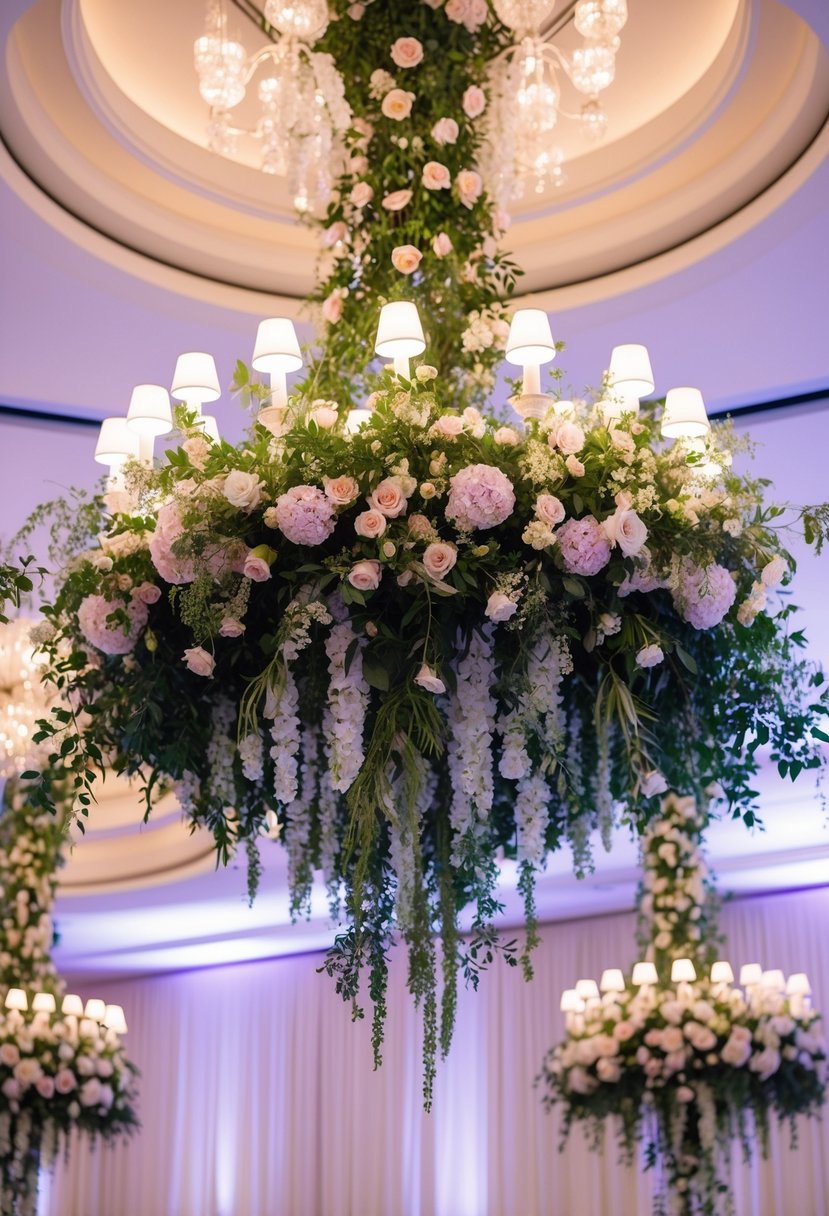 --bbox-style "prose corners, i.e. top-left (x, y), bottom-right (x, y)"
top-left (284, 725), bottom-right (319, 909)
top-left (206, 698), bottom-right (237, 808)
top-left (448, 626), bottom-right (497, 837)
top-left (268, 667), bottom-right (301, 806)
top-left (238, 732), bottom-right (264, 782)
top-left (324, 619), bottom-right (370, 792)
top-left (515, 773), bottom-right (551, 866)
